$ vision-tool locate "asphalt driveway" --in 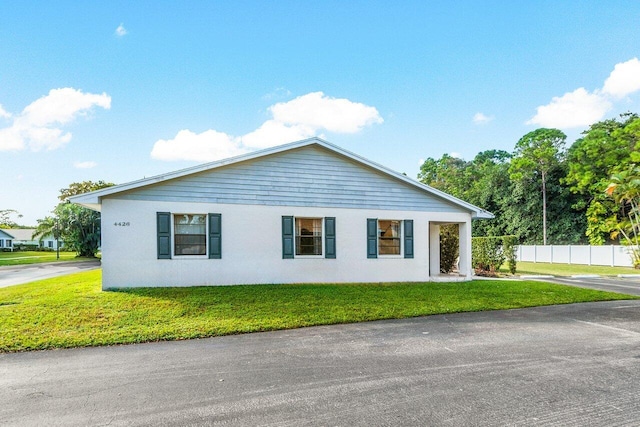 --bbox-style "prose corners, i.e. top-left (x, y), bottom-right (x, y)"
top-left (2, 300), bottom-right (640, 426)
top-left (535, 275), bottom-right (640, 296)
top-left (0, 260), bottom-right (101, 288)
